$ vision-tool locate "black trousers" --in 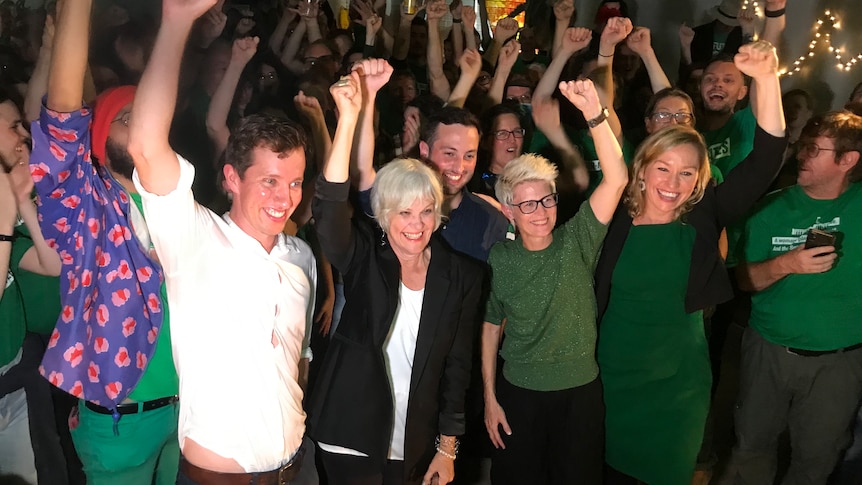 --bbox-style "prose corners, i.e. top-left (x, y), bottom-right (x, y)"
top-left (319, 451), bottom-right (404, 485)
top-left (490, 376), bottom-right (605, 485)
